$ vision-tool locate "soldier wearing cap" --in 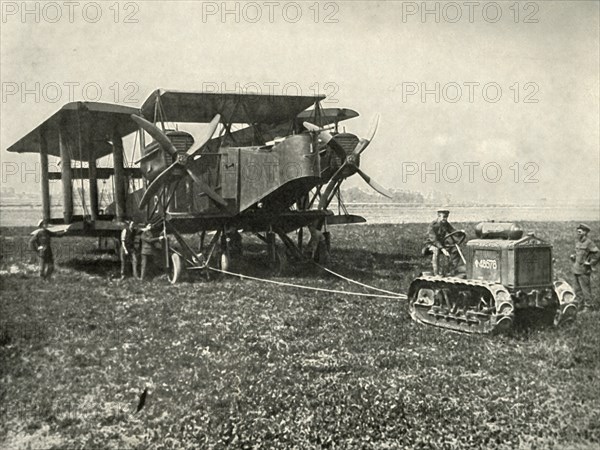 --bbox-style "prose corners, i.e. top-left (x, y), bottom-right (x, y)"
top-left (423, 209), bottom-right (456, 276)
top-left (570, 223), bottom-right (599, 311)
